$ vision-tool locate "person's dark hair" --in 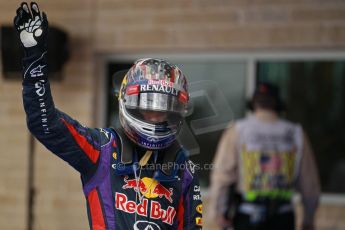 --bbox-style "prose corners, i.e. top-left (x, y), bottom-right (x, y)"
top-left (248, 82), bottom-right (284, 112)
